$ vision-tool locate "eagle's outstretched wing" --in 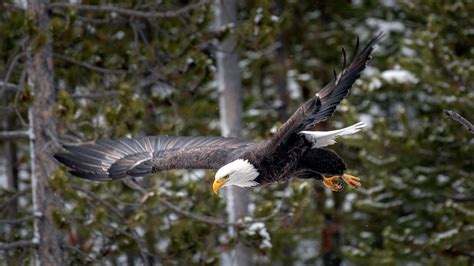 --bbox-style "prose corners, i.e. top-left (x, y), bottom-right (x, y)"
top-left (267, 33), bottom-right (383, 150)
top-left (54, 136), bottom-right (254, 180)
